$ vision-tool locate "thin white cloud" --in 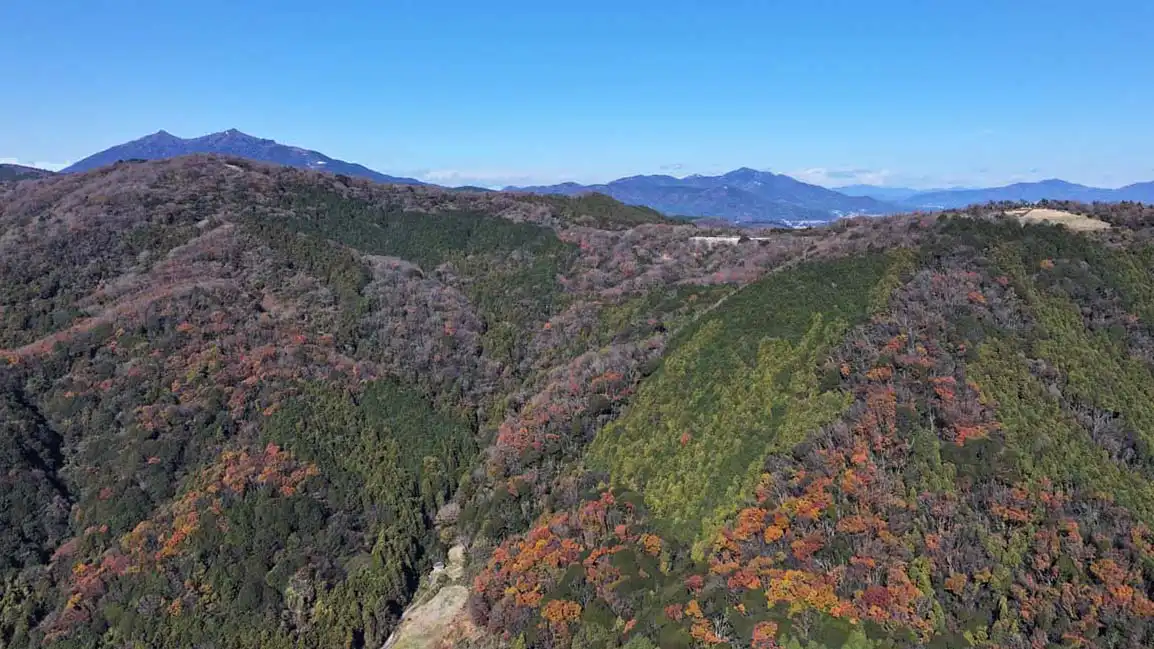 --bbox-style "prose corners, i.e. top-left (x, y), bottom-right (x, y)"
top-left (416, 169), bottom-right (581, 188)
top-left (0, 157), bottom-right (71, 171)
top-left (788, 167), bottom-right (1056, 190)
top-left (791, 167), bottom-right (893, 187)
